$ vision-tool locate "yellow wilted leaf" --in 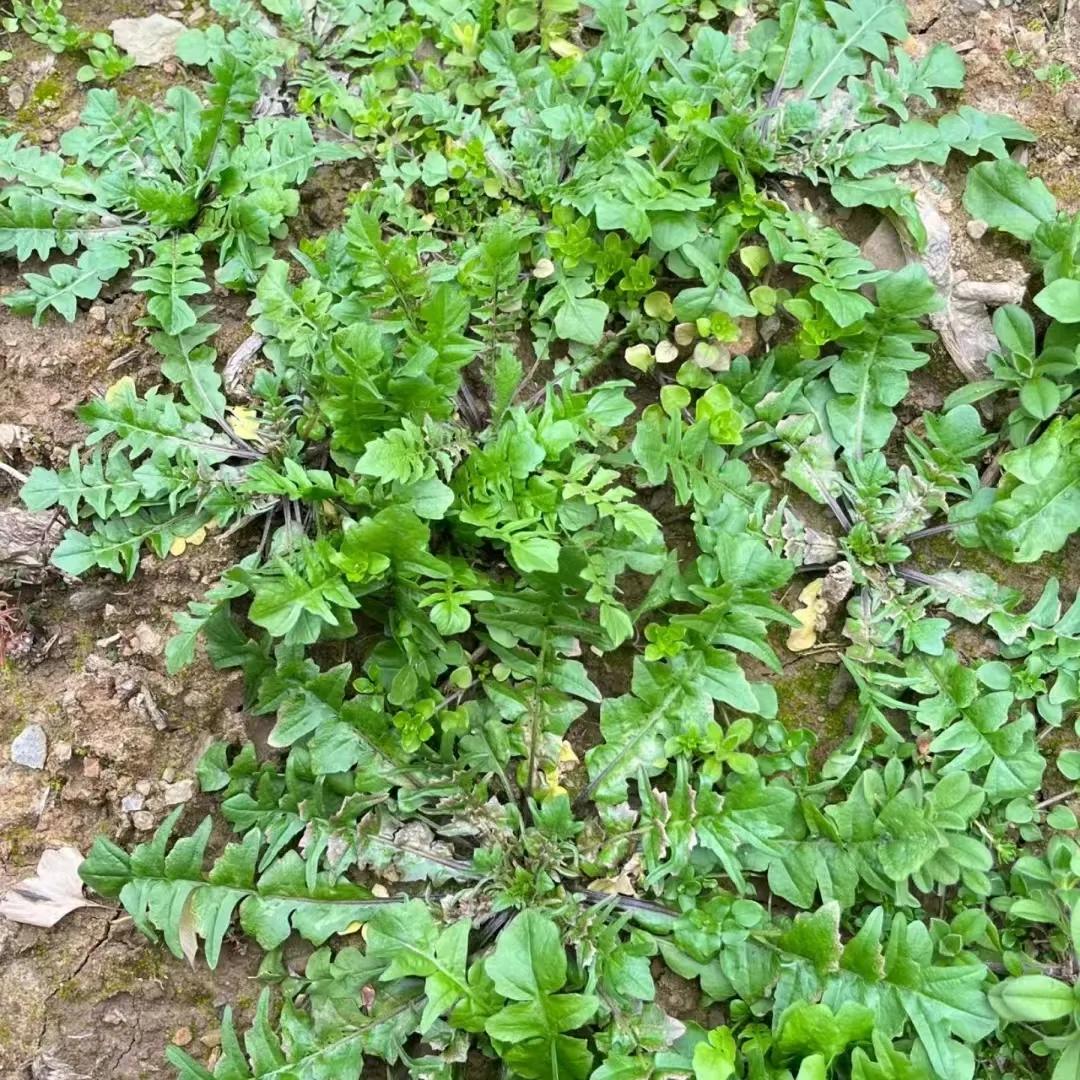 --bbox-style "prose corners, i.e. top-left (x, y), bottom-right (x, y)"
top-left (535, 777), bottom-right (570, 803)
top-left (655, 341), bottom-right (679, 364)
top-left (535, 764), bottom-right (568, 801)
top-left (169, 526), bottom-right (207, 558)
top-left (787, 578), bottom-right (827, 652)
top-left (549, 37), bottom-right (582, 60)
top-left (644, 291), bottom-right (674, 321)
top-left (590, 872), bottom-right (636, 896)
top-left (624, 343), bottom-right (653, 372)
top-left (535, 740), bottom-right (579, 800)
top-left (674, 322), bottom-right (697, 346)
top-left (104, 375), bottom-right (136, 405)
top-left (229, 406), bottom-right (260, 440)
